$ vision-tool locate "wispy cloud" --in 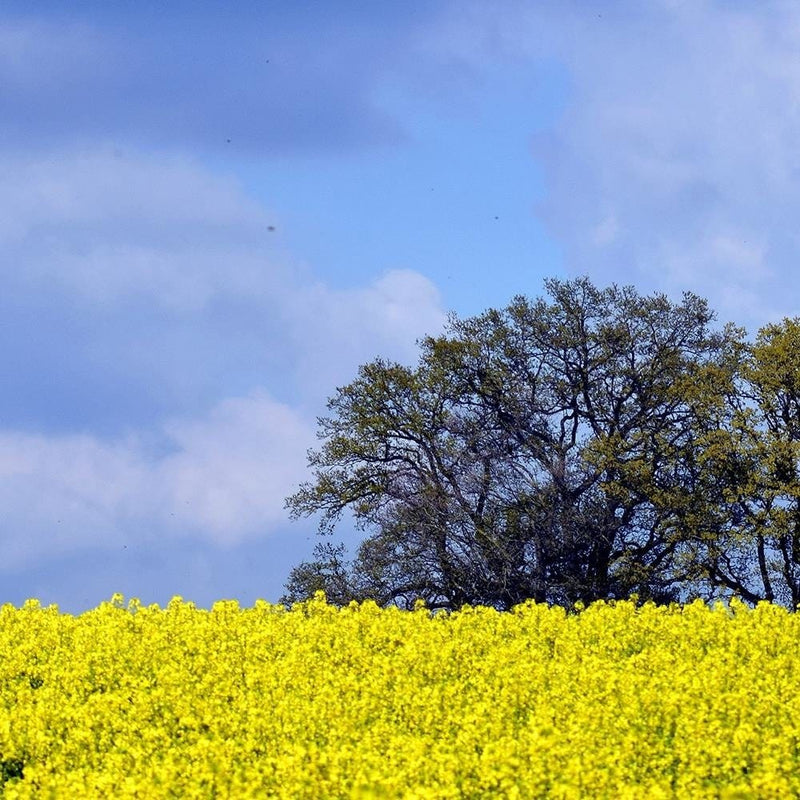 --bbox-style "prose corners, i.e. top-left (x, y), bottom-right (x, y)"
top-left (439, 0), bottom-right (800, 327)
top-left (0, 145), bottom-right (445, 567)
top-left (0, 390), bottom-right (313, 569)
